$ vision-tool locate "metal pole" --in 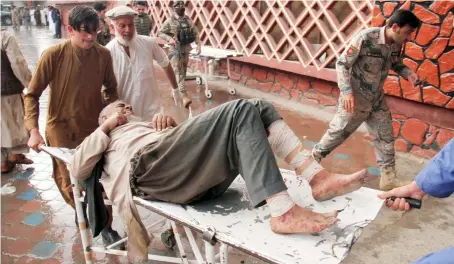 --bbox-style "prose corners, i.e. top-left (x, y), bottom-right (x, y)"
top-left (204, 241), bottom-right (216, 264)
top-left (70, 174), bottom-right (93, 264)
top-left (183, 226), bottom-right (205, 264)
top-left (220, 243), bottom-right (228, 264)
top-left (227, 58), bottom-right (231, 89)
top-left (171, 221), bottom-right (190, 264)
top-left (204, 59), bottom-right (209, 93)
